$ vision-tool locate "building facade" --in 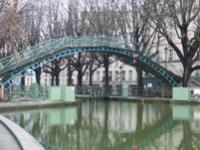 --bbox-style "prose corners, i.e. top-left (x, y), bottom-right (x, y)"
top-left (39, 59), bottom-right (138, 87)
